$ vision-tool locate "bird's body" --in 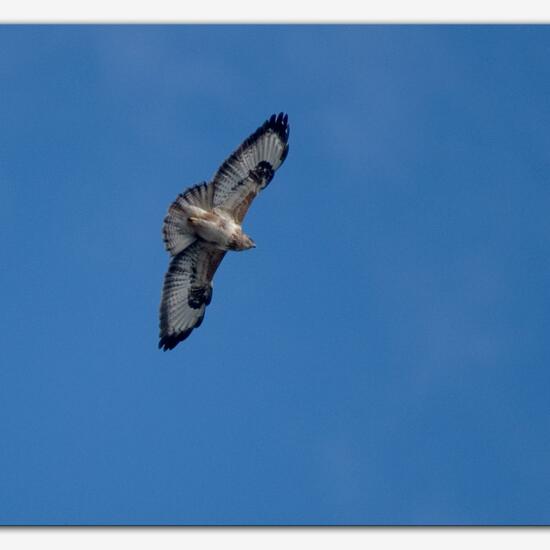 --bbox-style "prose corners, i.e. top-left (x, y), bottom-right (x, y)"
top-left (158, 113), bottom-right (290, 350)
top-left (187, 207), bottom-right (255, 251)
